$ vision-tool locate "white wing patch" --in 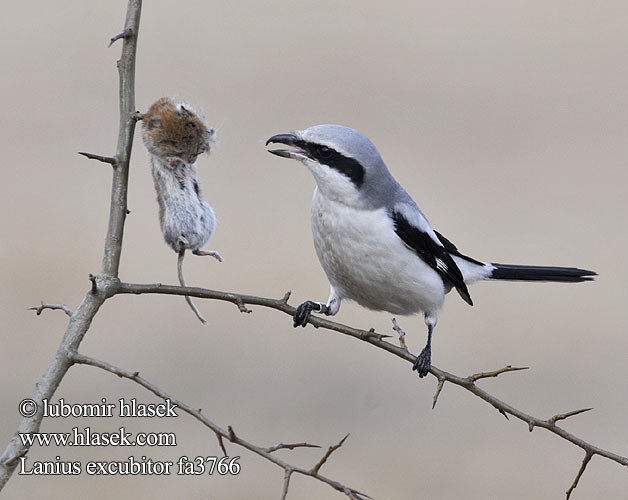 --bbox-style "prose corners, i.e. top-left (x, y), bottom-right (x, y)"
top-left (435, 258), bottom-right (449, 273)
